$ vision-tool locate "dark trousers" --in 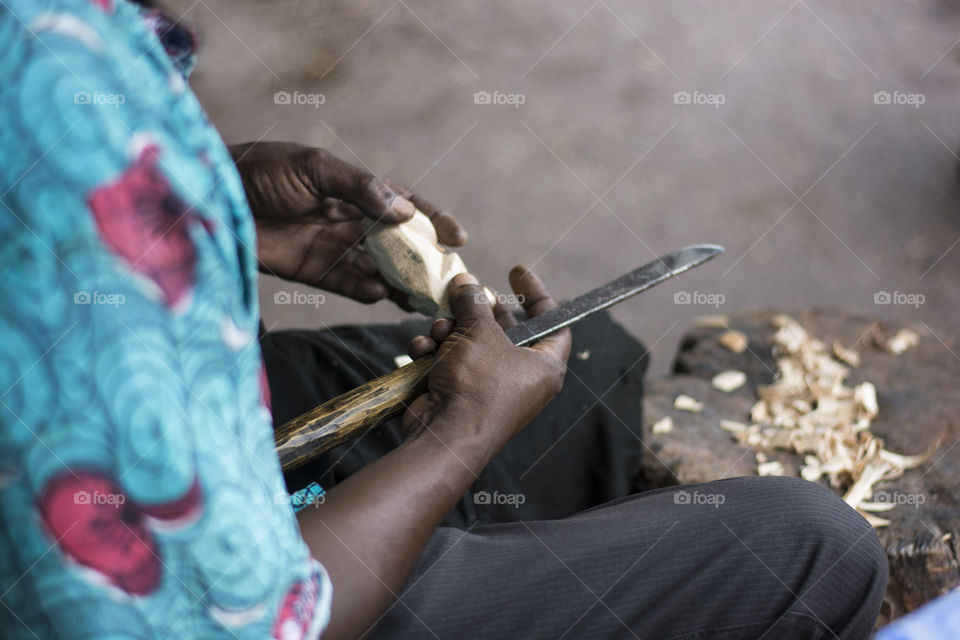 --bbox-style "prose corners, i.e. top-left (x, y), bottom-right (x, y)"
top-left (261, 313), bottom-right (887, 639)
